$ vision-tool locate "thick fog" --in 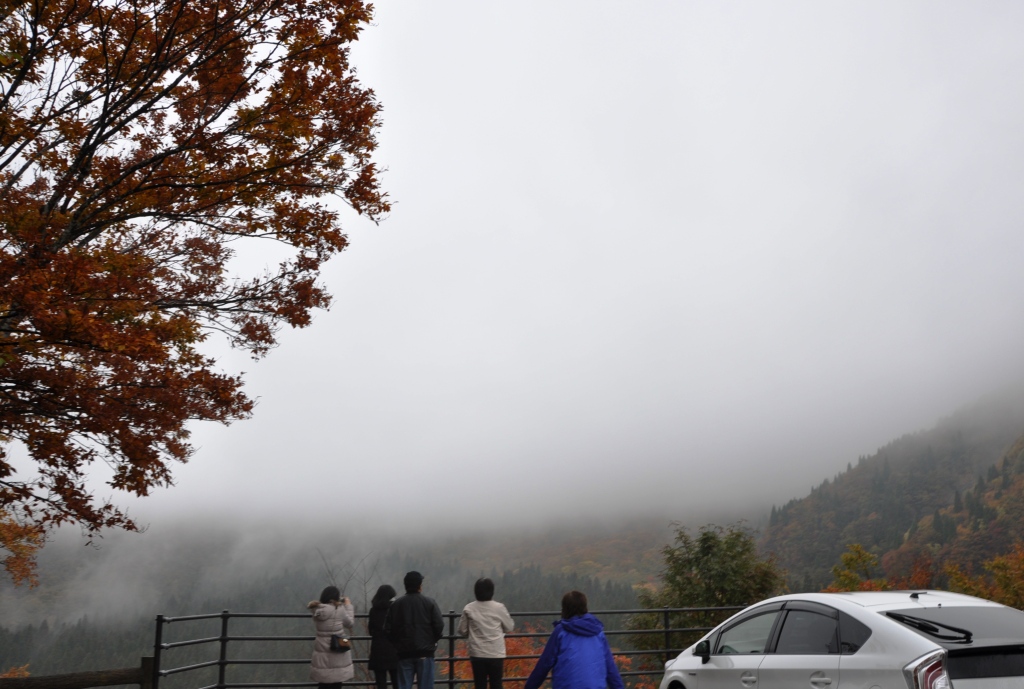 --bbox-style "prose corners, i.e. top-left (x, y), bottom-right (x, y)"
top-left (77, 2), bottom-right (1024, 534)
